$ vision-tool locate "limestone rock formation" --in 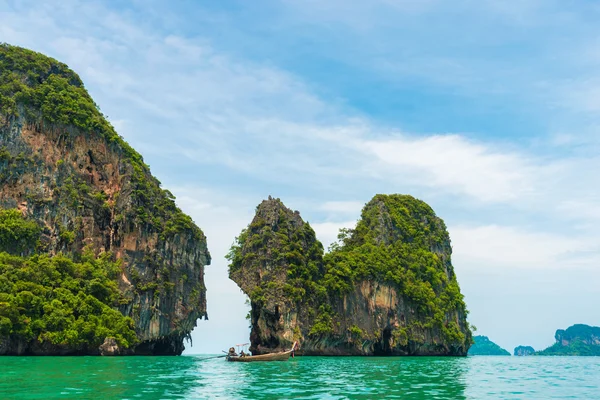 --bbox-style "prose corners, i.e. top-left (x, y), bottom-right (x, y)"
top-left (228, 195), bottom-right (472, 356)
top-left (537, 324), bottom-right (600, 356)
top-left (0, 44), bottom-right (210, 355)
top-left (99, 337), bottom-right (121, 356)
top-left (514, 345), bottom-right (535, 356)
